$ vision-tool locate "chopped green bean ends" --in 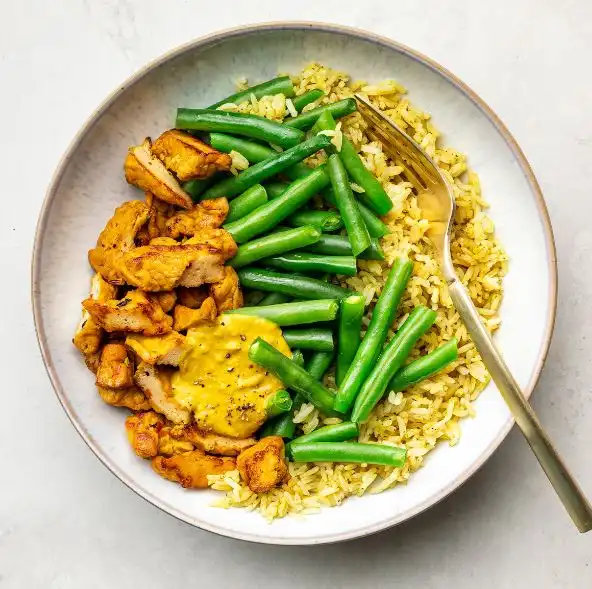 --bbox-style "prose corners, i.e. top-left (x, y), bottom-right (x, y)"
top-left (81, 62), bottom-right (504, 521)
